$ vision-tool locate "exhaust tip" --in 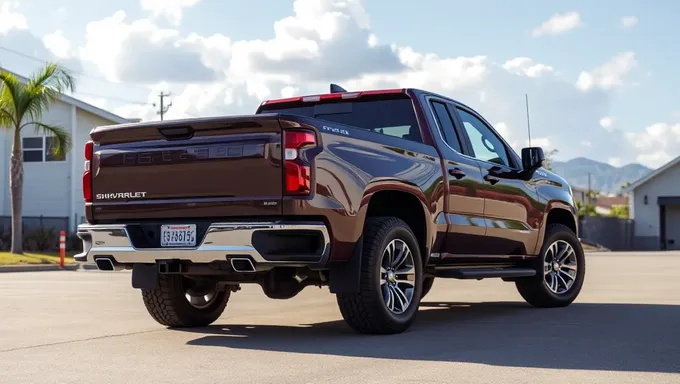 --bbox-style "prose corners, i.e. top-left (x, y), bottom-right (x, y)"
top-left (230, 257), bottom-right (256, 273)
top-left (94, 256), bottom-right (120, 271)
